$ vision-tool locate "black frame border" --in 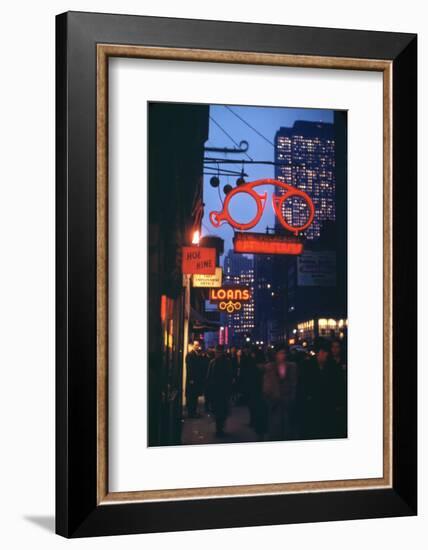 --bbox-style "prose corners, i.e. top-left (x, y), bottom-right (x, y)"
top-left (56, 11), bottom-right (417, 537)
